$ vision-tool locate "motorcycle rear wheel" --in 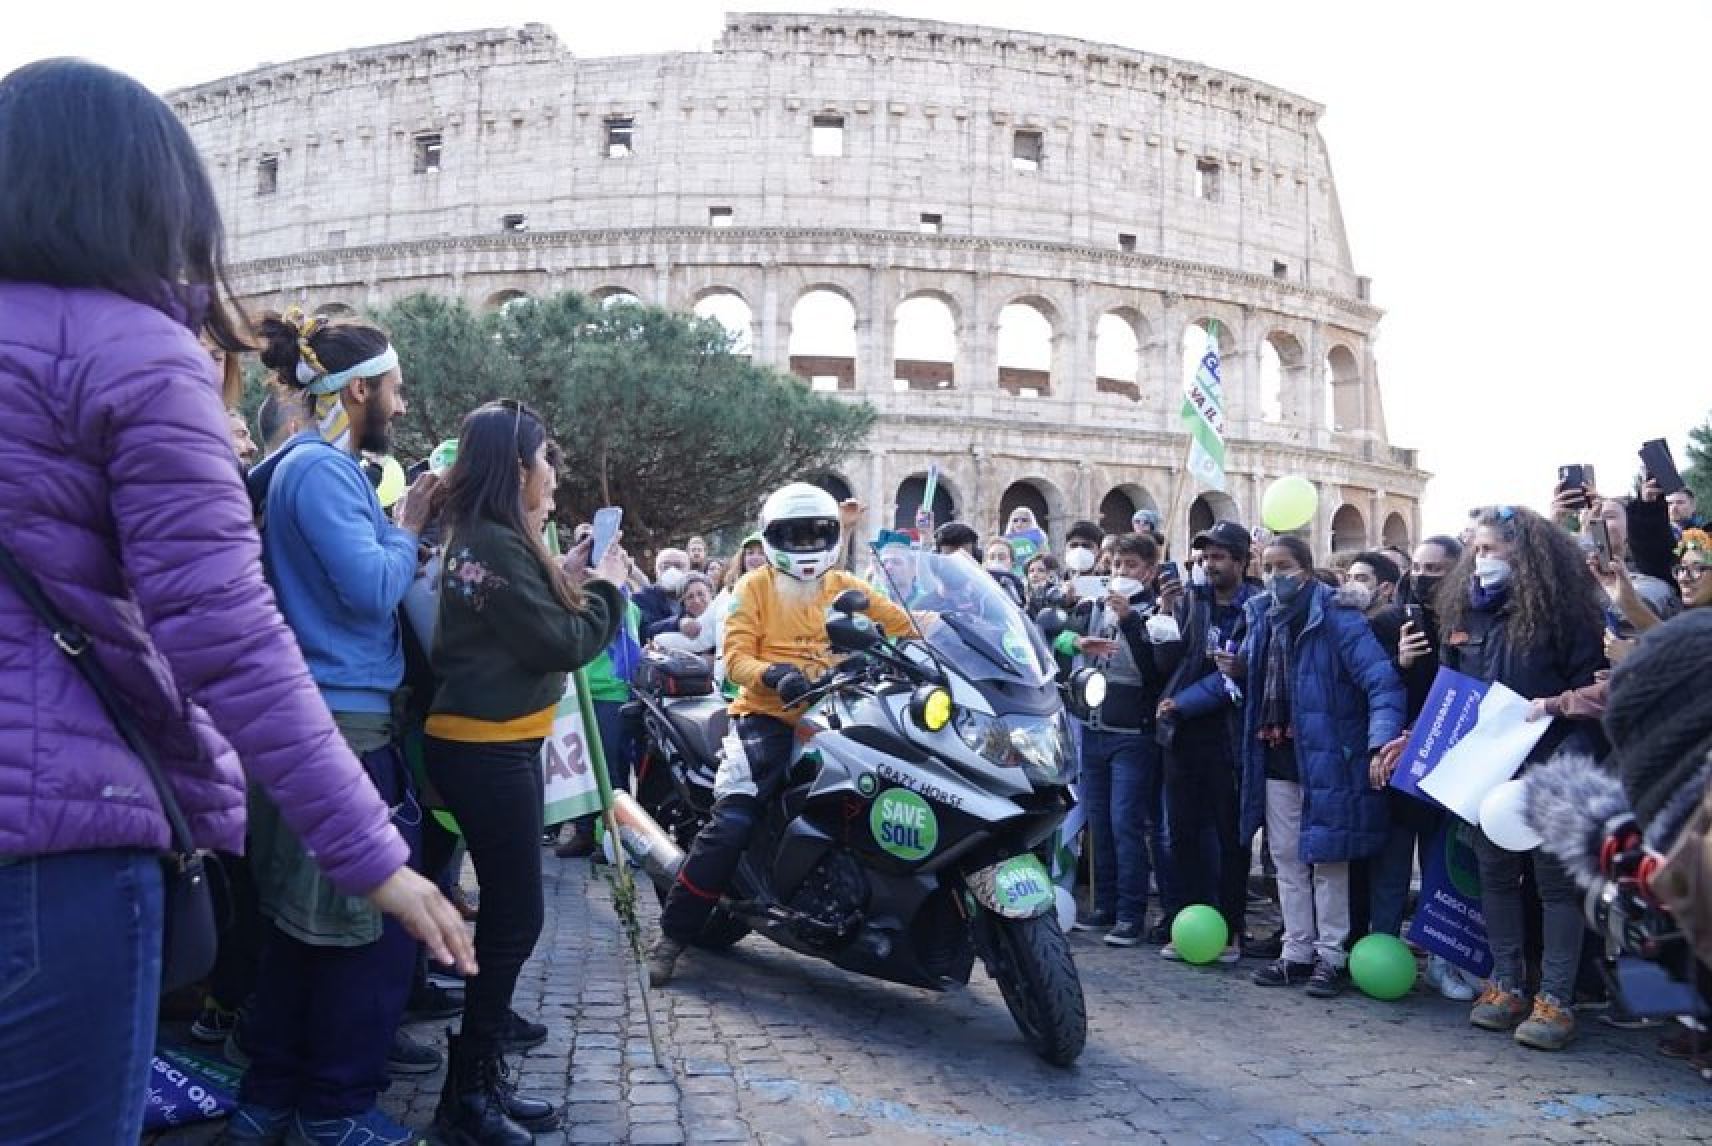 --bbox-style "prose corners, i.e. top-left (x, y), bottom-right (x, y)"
top-left (976, 910), bottom-right (1087, 1066)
